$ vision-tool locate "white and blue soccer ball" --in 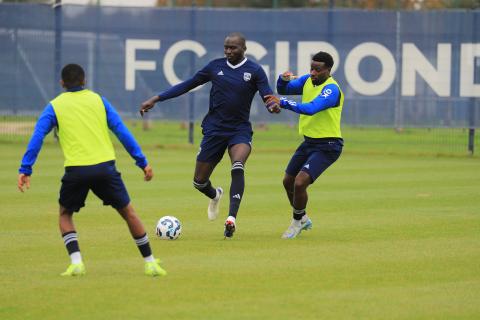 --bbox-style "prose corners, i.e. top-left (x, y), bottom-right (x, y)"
top-left (155, 216), bottom-right (182, 240)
